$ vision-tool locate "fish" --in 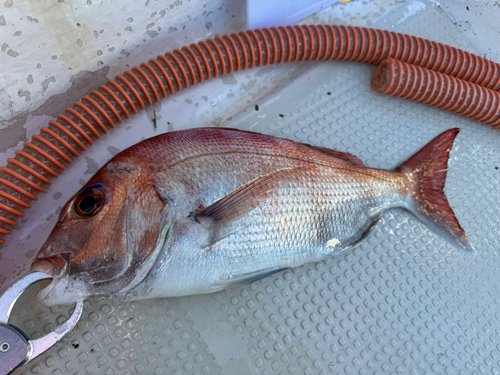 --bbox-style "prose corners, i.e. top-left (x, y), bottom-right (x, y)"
top-left (30, 127), bottom-right (473, 306)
